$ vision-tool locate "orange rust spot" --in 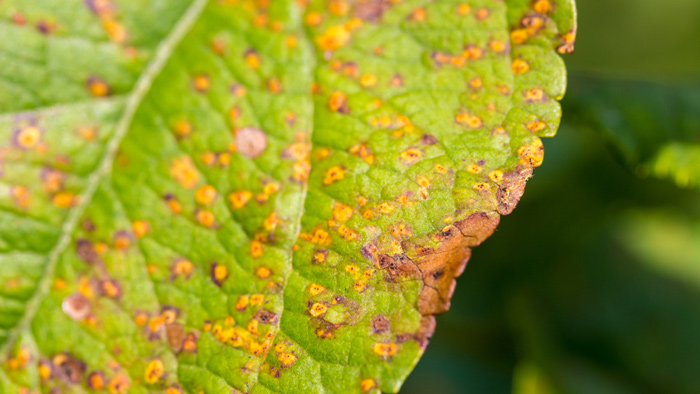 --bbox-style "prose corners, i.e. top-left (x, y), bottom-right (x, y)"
top-left (512, 58), bottom-right (530, 74)
top-left (196, 210), bottom-right (215, 227)
top-left (132, 220), bottom-right (150, 238)
top-left (360, 74), bottom-right (377, 87)
top-left (87, 76), bottom-right (110, 97)
top-left (525, 88), bottom-right (545, 102)
top-left (511, 28), bottom-right (530, 45)
top-left (527, 120), bottom-right (547, 133)
top-left (195, 185), bottom-right (217, 205)
top-left (457, 4), bottom-right (471, 15)
top-left (278, 352), bottom-right (298, 367)
top-left (410, 7), bottom-right (426, 21)
top-left (377, 202), bottom-right (394, 214)
top-left (170, 156), bottom-right (199, 189)
top-left (361, 378), bottom-right (377, 392)
top-left (305, 12), bottom-right (322, 26)
top-left (245, 50), bottom-right (261, 69)
top-left (323, 165), bottom-right (346, 185)
top-left (108, 373), bottom-right (130, 393)
top-left (52, 191), bottom-right (77, 209)
top-left (317, 25), bottom-right (350, 51)
top-left (329, 0), bottom-right (349, 15)
top-left (251, 240), bottom-right (264, 257)
top-left (338, 224), bottom-right (358, 240)
top-left (372, 342), bottom-right (398, 357)
top-left (488, 170), bottom-right (504, 183)
top-left (309, 302), bottom-right (328, 317)
top-left (256, 266), bottom-right (271, 279)
top-left (229, 190), bottom-right (252, 209)
top-left (15, 125), bottom-right (41, 148)
top-left (308, 283), bottom-right (326, 296)
top-left (518, 137), bottom-right (545, 167)
top-left (456, 113), bottom-right (483, 129)
top-left (533, 0), bottom-right (553, 13)
top-left (328, 91), bottom-right (348, 112)
top-left (399, 148), bottom-right (421, 165)
top-left (192, 74), bottom-right (210, 93)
